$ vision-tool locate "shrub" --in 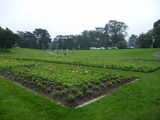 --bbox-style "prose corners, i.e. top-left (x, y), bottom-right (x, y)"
top-left (86, 90), bottom-right (93, 95)
top-left (77, 92), bottom-right (83, 98)
top-left (87, 83), bottom-right (92, 88)
top-left (94, 80), bottom-right (101, 85)
top-left (67, 94), bottom-right (75, 102)
top-left (71, 87), bottom-right (78, 93)
top-left (93, 86), bottom-right (99, 90)
top-left (82, 85), bottom-right (88, 90)
top-left (46, 87), bottom-right (52, 93)
top-left (61, 89), bottom-right (69, 95)
top-left (107, 81), bottom-right (113, 87)
top-left (100, 83), bottom-right (105, 88)
top-left (56, 85), bottom-right (63, 90)
top-left (117, 79), bottom-right (121, 83)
